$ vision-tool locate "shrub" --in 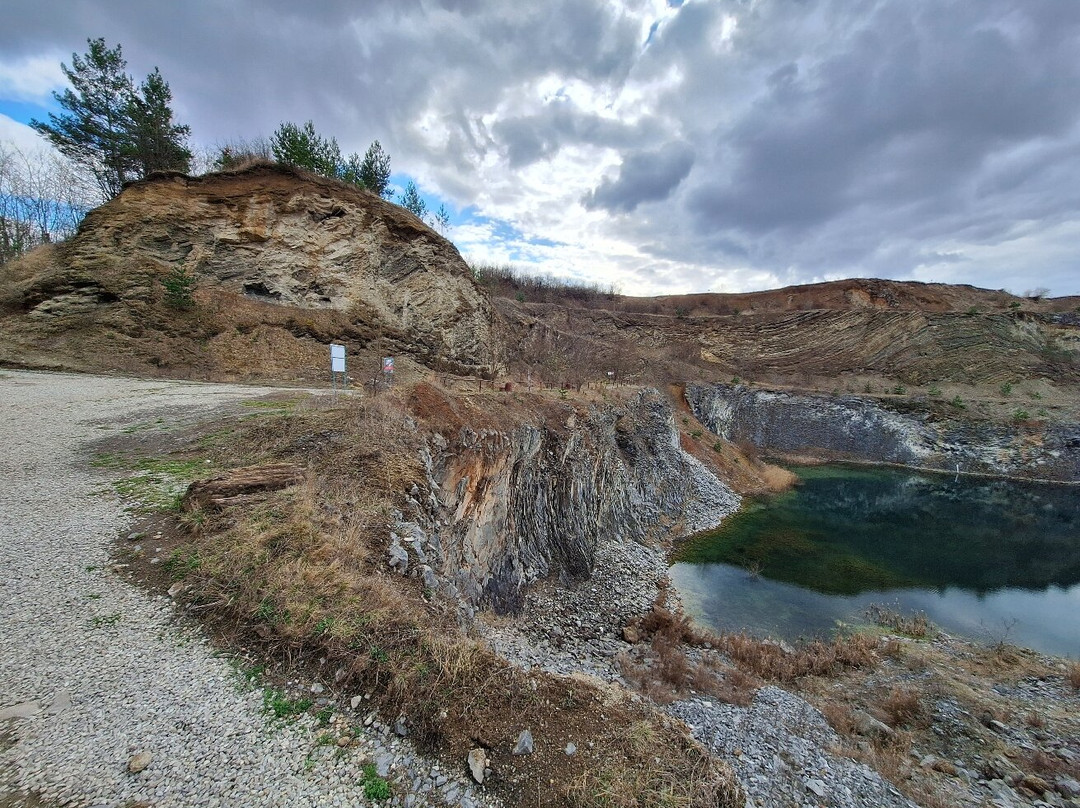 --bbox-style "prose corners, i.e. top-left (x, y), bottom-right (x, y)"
top-left (162, 266), bottom-right (197, 309)
top-left (1012, 408), bottom-right (1030, 423)
top-left (1000, 382), bottom-right (1012, 397)
top-left (882, 686), bottom-right (924, 728)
